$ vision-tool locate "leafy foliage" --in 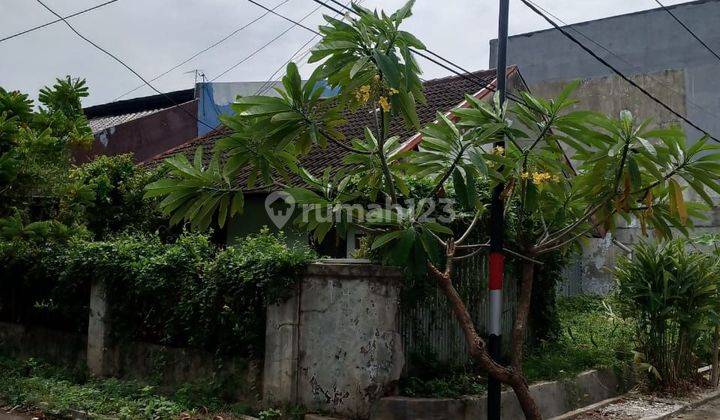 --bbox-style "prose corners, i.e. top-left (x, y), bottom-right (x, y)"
top-left (0, 355), bottom-right (256, 419)
top-left (613, 240), bottom-right (720, 388)
top-left (67, 154), bottom-right (166, 238)
top-left (0, 77), bottom-right (93, 225)
top-left (0, 230), bottom-right (314, 356)
top-left (401, 295), bottom-right (634, 397)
